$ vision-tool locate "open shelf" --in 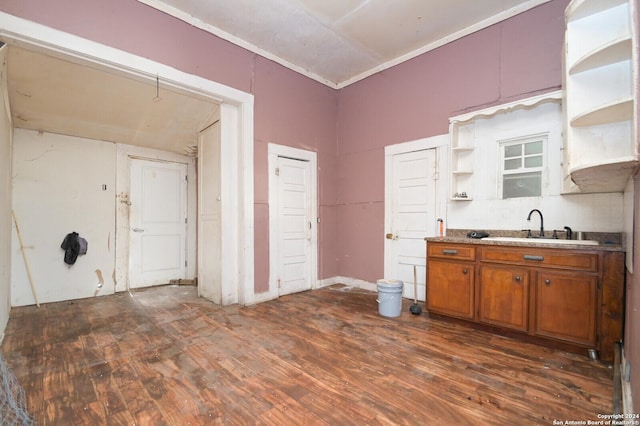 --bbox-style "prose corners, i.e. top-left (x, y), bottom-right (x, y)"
top-left (564, 0), bottom-right (637, 193)
top-left (569, 37), bottom-right (632, 74)
top-left (568, 0), bottom-right (627, 21)
top-left (570, 98), bottom-right (633, 127)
